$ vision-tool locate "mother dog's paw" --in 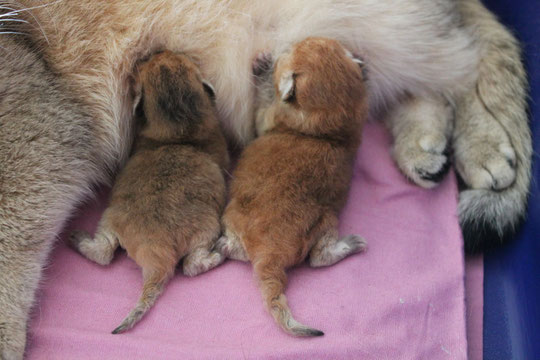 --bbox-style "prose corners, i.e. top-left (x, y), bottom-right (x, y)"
top-left (454, 129), bottom-right (516, 191)
top-left (393, 133), bottom-right (451, 189)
